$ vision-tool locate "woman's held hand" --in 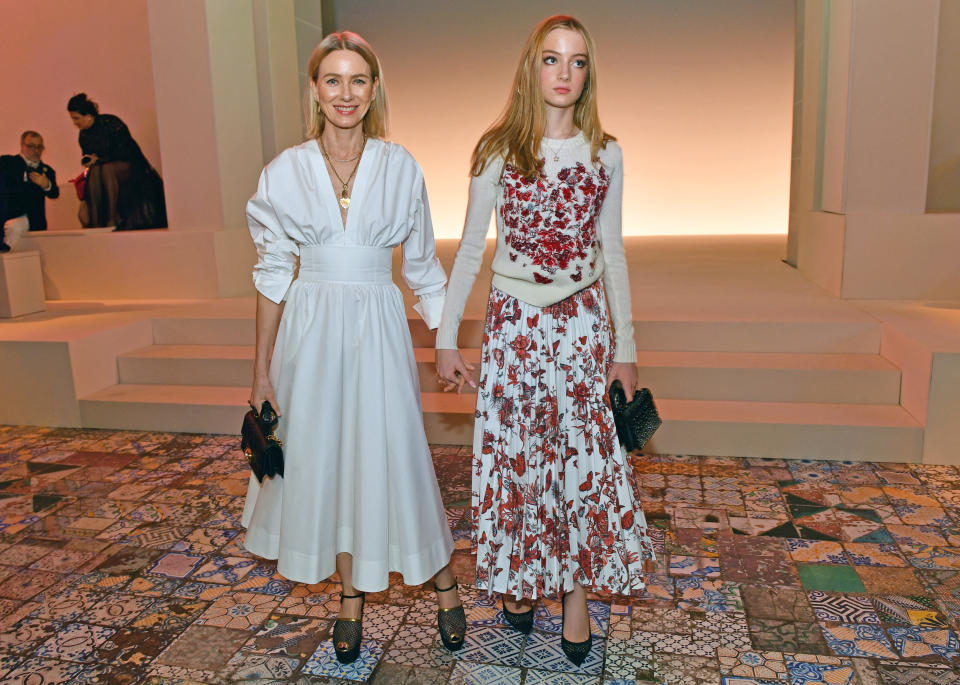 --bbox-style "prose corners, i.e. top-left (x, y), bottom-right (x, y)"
top-left (250, 373), bottom-right (281, 416)
top-left (606, 362), bottom-right (638, 403)
top-left (436, 349), bottom-right (476, 394)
